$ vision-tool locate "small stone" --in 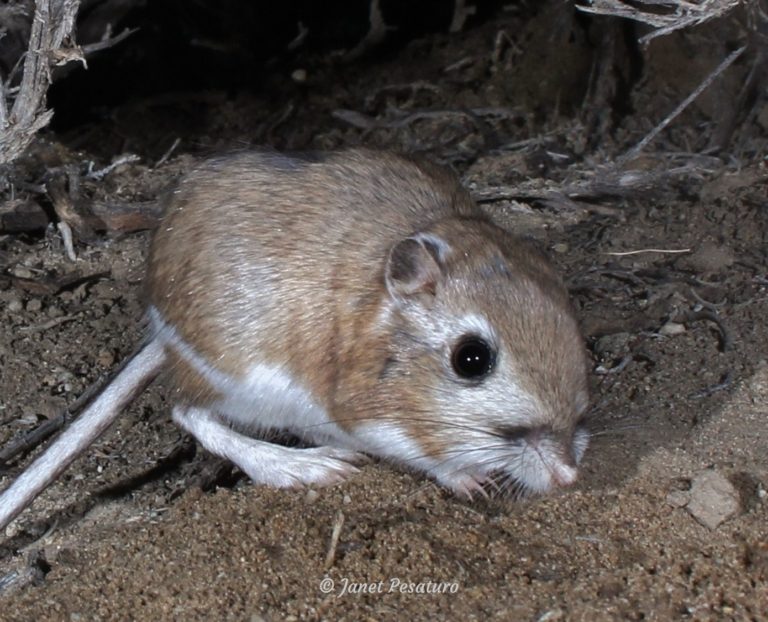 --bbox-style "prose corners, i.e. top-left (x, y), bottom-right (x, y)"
top-left (4, 520), bottom-right (21, 538)
top-left (291, 68), bottom-right (307, 83)
top-left (551, 243), bottom-right (569, 254)
top-left (26, 298), bottom-right (42, 312)
top-left (7, 298), bottom-right (23, 313)
top-left (594, 332), bottom-right (631, 356)
top-left (97, 349), bottom-right (116, 368)
top-left (12, 266), bottom-right (34, 279)
top-left (538, 609), bottom-right (565, 622)
top-left (55, 369), bottom-right (76, 384)
top-left (92, 281), bottom-right (120, 301)
top-left (666, 490), bottom-right (689, 508)
top-left (342, 494), bottom-right (352, 504)
top-left (305, 489), bottom-right (320, 504)
top-left (659, 321), bottom-right (686, 336)
top-left (686, 469), bottom-right (741, 530)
